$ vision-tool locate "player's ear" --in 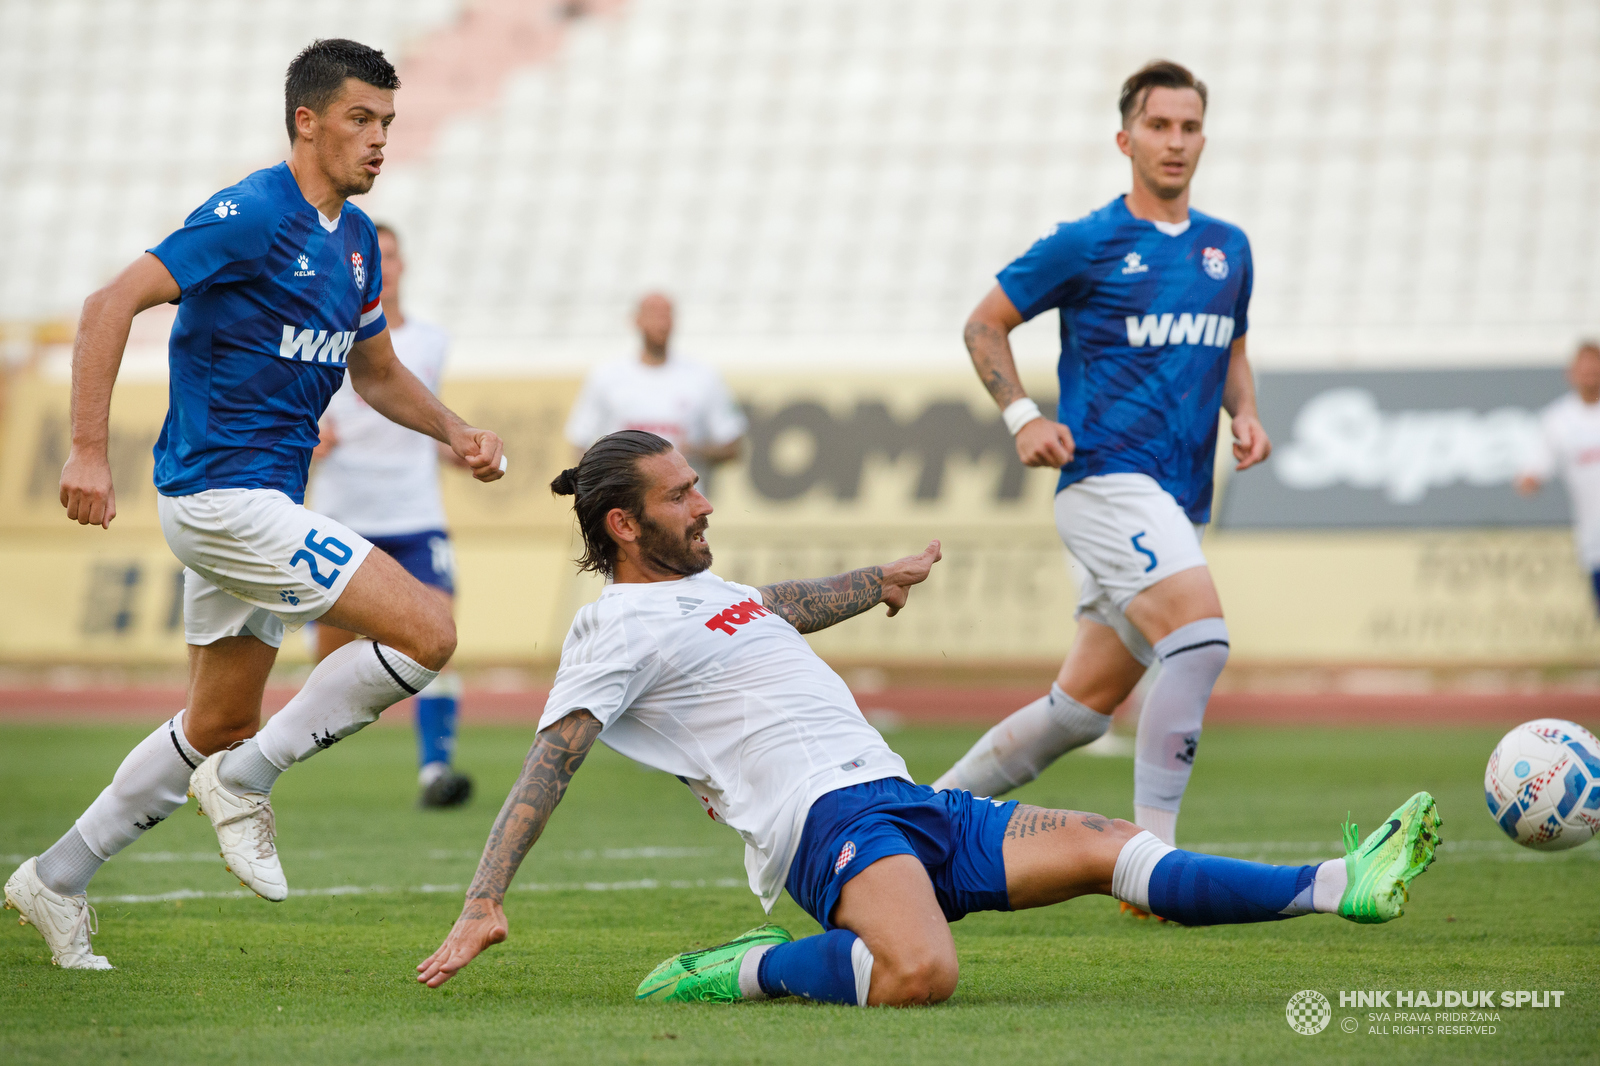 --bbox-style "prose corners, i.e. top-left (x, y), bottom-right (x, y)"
top-left (294, 105), bottom-right (318, 142)
top-left (1115, 128), bottom-right (1132, 157)
top-left (605, 507), bottom-right (639, 545)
